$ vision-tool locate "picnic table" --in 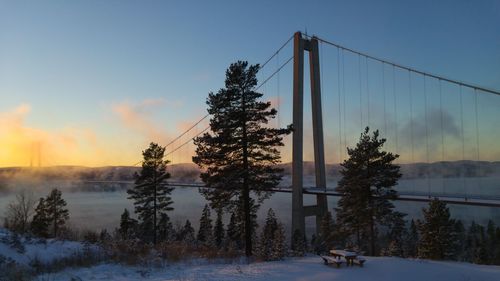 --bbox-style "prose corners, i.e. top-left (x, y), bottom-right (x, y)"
top-left (329, 250), bottom-right (363, 266)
